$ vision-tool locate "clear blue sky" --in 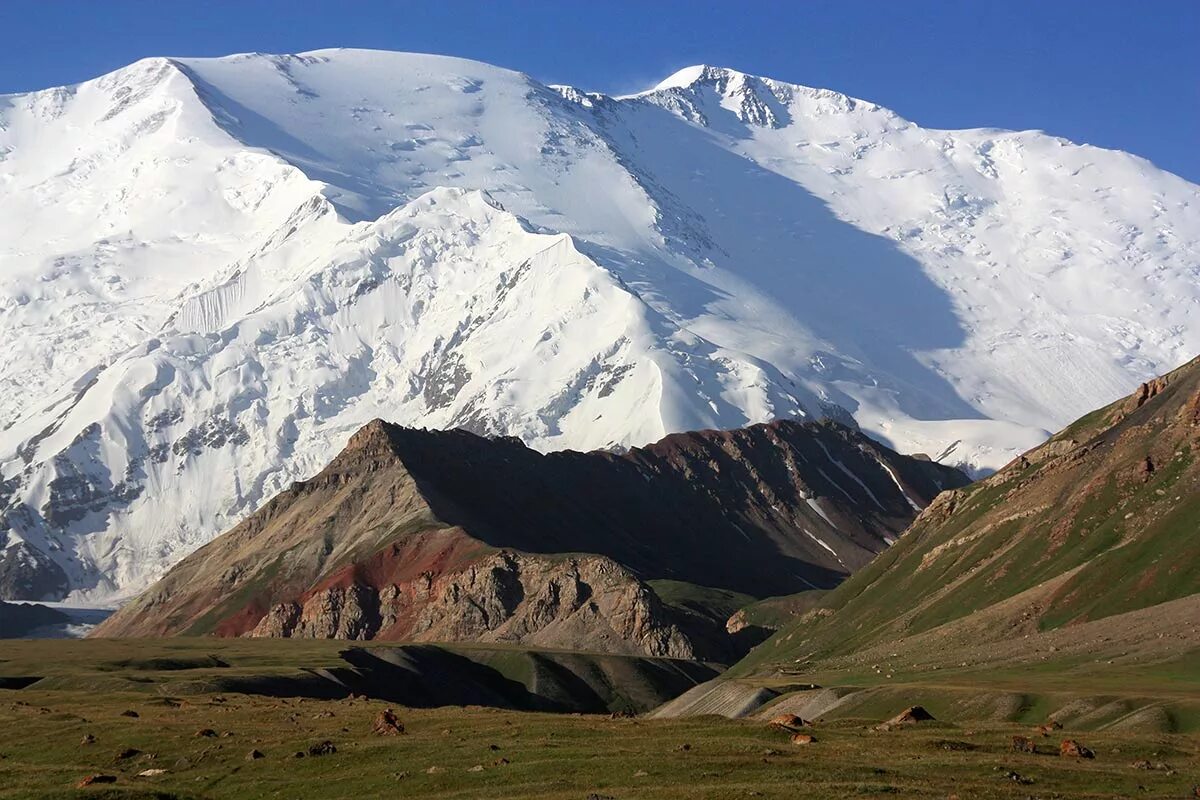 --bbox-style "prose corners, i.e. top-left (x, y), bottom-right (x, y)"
top-left (3, 1), bottom-right (1198, 182)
